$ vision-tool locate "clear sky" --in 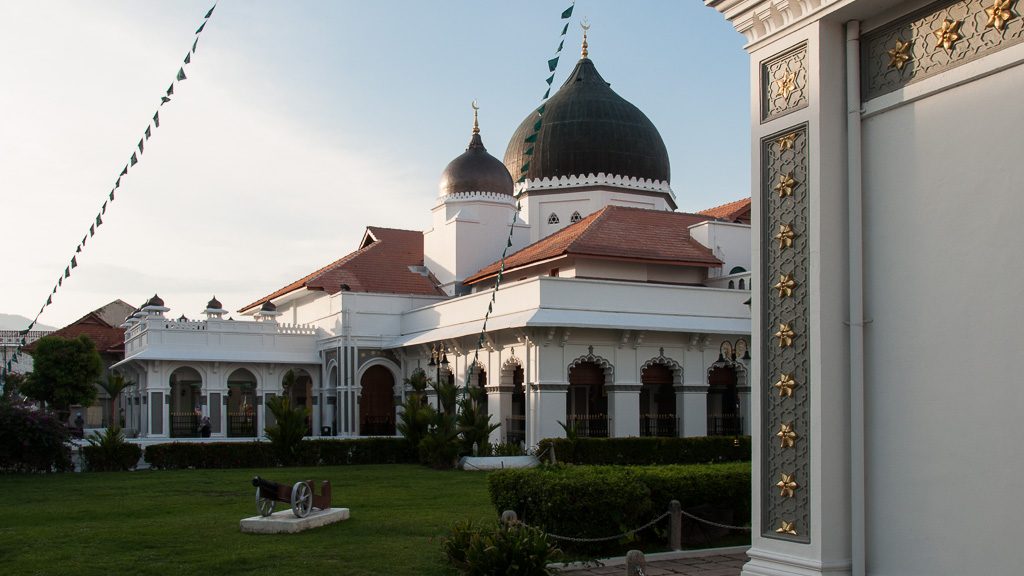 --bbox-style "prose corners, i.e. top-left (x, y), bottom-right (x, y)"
top-left (0, 1), bottom-right (748, 328)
